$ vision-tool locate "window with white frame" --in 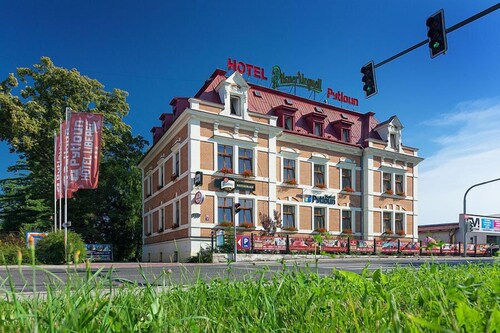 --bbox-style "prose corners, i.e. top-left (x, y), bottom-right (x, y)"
top-left (238, 148), bottom-right (253, 175)
top-left (390, 133), bottom-right (398, 149)
top-left (314, 207), bottom-right (326, 230)
top-left (383, 172), bottom-right (392, 193)
top-left (159, 207), bottom-right (165, 231)
top-left (283, 158), bottom-right (296, 183)
top-left (218, 197), bottom-right (233, 224)
top-left (238, 199), bottom-right (253, 226)
top-left (341, 210), bottom-right (352, 233)
top-left (342, 169), bottom-right (352, 191)
top-left (395, 174), bottom-right (404, 195)
top-left (174, 200), bottom-right (180, 228)
top-left (159, 163), bottom-right (164, 188)
top-left (282, 205), bottom-right (295, 229)
top-left (395, 213), bottom-right (404, 234)
top-left (383, 212), bottom-right (392, 233)
top-left (146, 175), bottom-right (152, 197)
top-left (146, 212), bottom-right (152, 235)
top-left (218, 144), bottom-right (233, 172)
top-left (314, 164), bottom-right (326, 188)
top-left (230, 96), bottom-right (241, 115)
top-left (174, 151), bottom-right (180, 177)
